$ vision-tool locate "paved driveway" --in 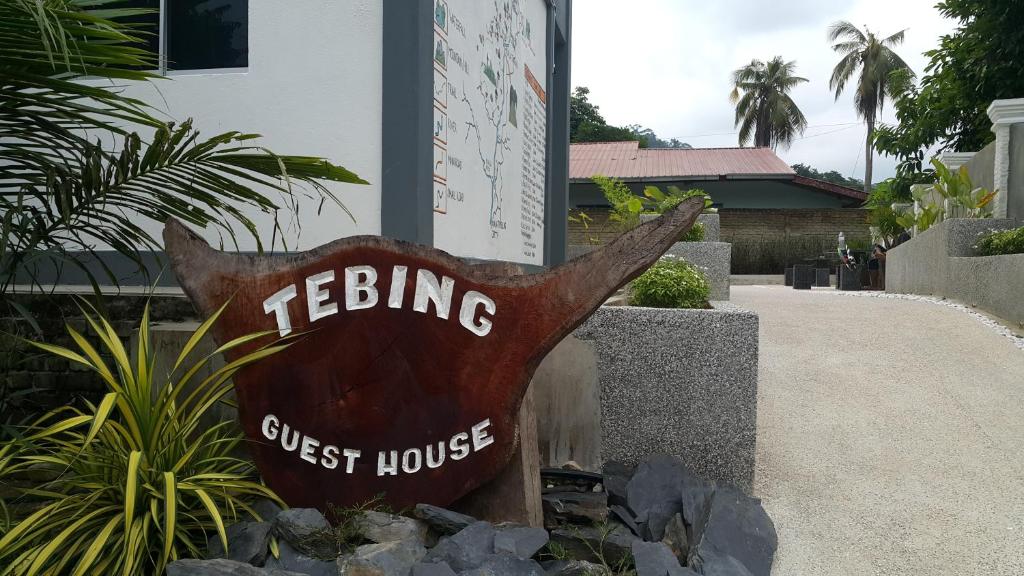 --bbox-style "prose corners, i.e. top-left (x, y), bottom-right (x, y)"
top-left (732, 285), bottom-right (1024, 576)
